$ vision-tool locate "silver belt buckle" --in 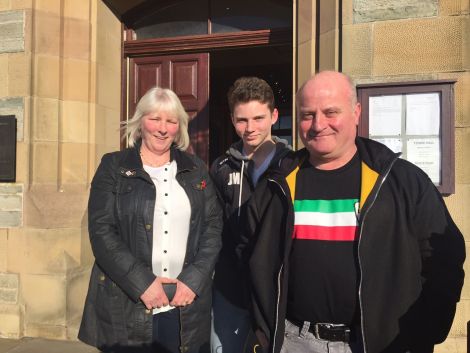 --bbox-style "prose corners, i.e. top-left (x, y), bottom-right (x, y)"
top-left (314, 323), bottom-right (349, 340)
